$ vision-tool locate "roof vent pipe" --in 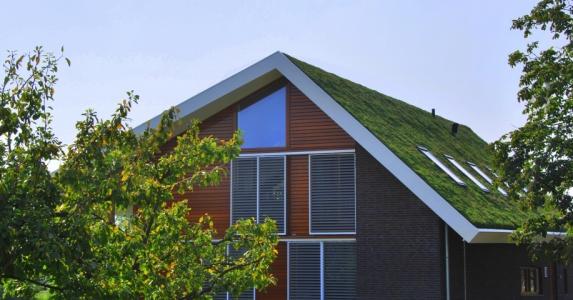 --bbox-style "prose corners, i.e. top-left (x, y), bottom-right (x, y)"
top-left (451, 123), bottom-right (459, 136)
top-left (432, 108), bottom-right (435, 118)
